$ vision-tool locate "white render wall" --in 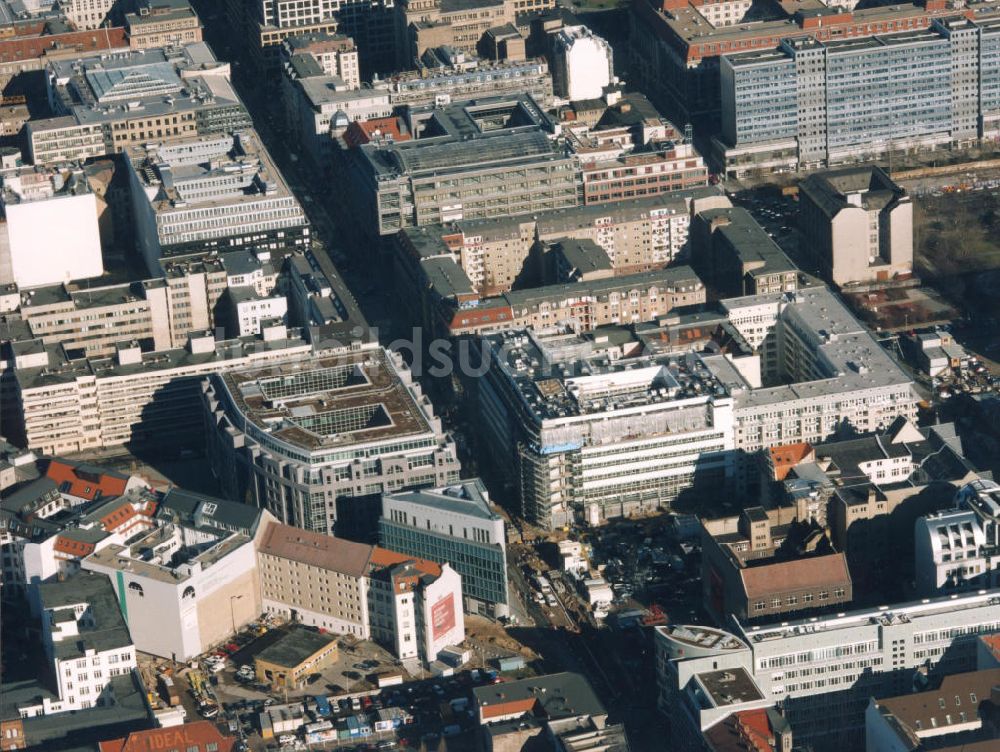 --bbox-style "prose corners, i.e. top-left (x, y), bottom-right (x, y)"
top-left (2, 192), bottom-right (103, 288)
top-left (554, 26), bottom-right (613, 102)
top-left (419, 564), bottom-right (464, 663)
